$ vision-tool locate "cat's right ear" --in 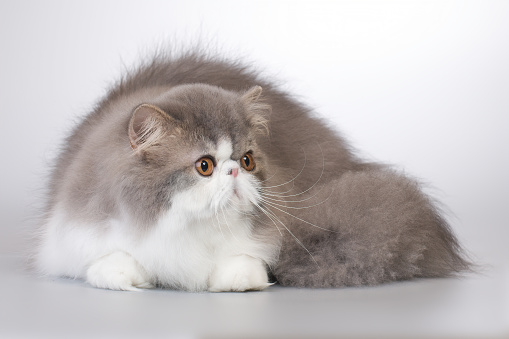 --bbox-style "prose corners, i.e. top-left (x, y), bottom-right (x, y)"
top-left (242, 86), bottom-right (271, 136)
top-left (128, 104), bottom-right (175, 152)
